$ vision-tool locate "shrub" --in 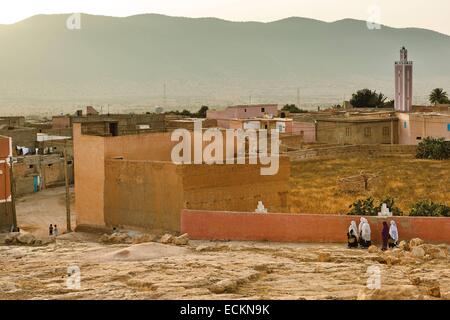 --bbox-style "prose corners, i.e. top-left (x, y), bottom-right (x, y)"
top-left (347, 197), bottom-right (402, 216)
top-left (409, 200), bottom-right (450, 217)
top-left (416, 137), bottom-right (450, 160)
top-left (347, 197), bottom-right (377, 216)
